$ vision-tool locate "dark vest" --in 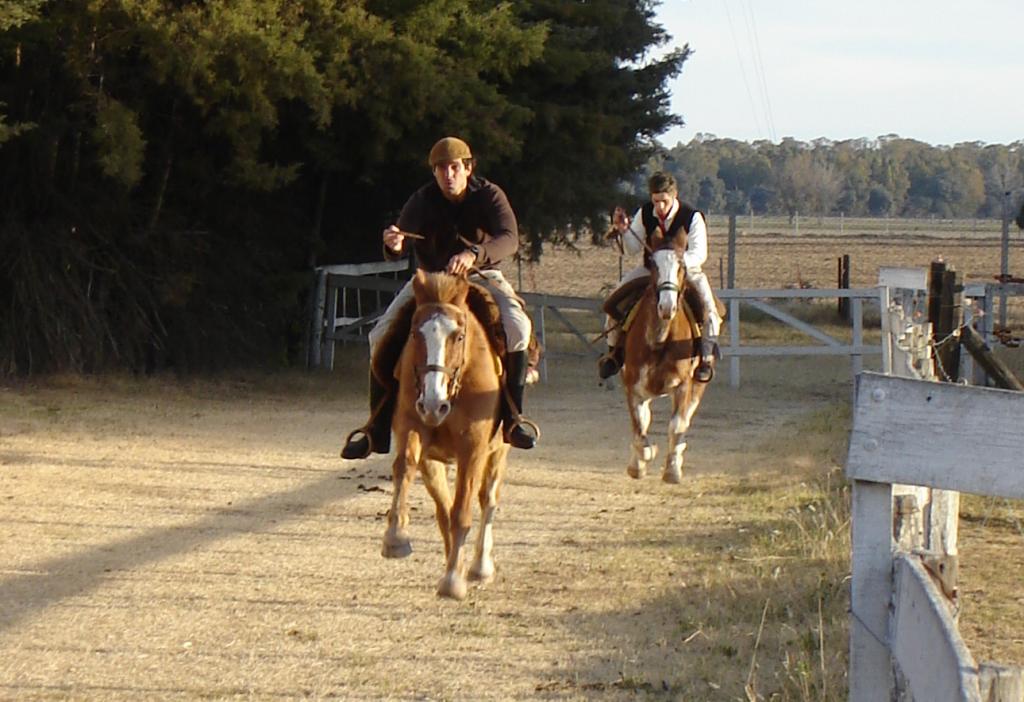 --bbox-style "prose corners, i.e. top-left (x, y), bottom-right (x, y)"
top-left (639, 200), bottom-right (699, 265)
